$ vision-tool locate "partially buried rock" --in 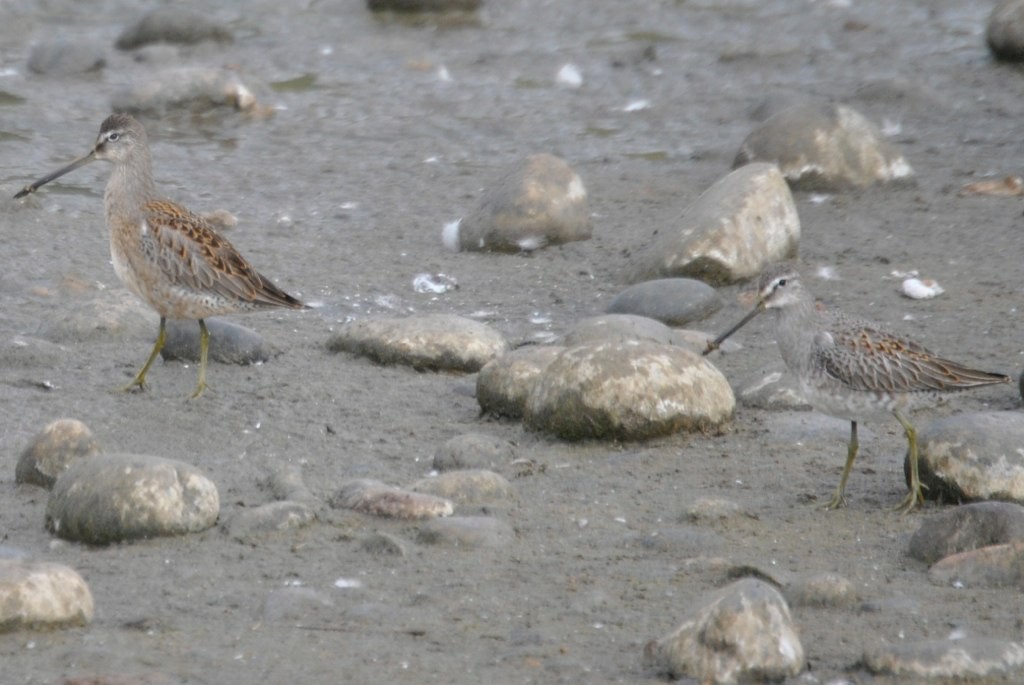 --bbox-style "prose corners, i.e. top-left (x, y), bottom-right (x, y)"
top-left (733, 102), bottom-right (914, 190)
top-left (644, 578), bottom-right (804, 683)
top-left (16, 419), bottom-right (100, 489)
top-left (432, 433), bottom-right (517, 471)
top-left (913, 412), bottom-right (1024, 504)
top-left (476, 345), bottom-right (564, 419)
top-left (46, 454), bottom-right (220, 544)
top-left (162, 318), bottom-right (272, 365)
top-left (988, 0), bottom-right (1024, 61)
top-left (447, 154), bottom-right (591, 252)
top-left (330, 479), bottom-right (453, 520)
top-left (908, 501), bottom-right (1024, 564)
top-left (223, 501), bottom-right (317, 543)
top-left (524, 340), bottom-right (734, 441)
top-left (27, 40), bottom-right (106, 75)
top-left (417, 516), bottom-right (514, 548)
top-left (629, 163), bottom-right (800, 286)
top-left (927, 541), bottom-right (1024, 589)
top-left (606, 278), bottom-right (722, 326)
top-left (864, 638), bottom-right (1024, 680)
top-left (411, 469), bottom-right (512, 504)
top-left (785, 572), bottom-right (859, 608)
top-left (41, 290), bottom-right (156, 344)
top-left (328, 313), bottom-right (509, 372)
top-left (735, 362), bottom-right (811, 411)
top-left (115, 8), bottom-right (233, 50)
top-left (111, 67), bottom-right (269, 115)
top-left (0, 559), bottom-right (94, 631)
